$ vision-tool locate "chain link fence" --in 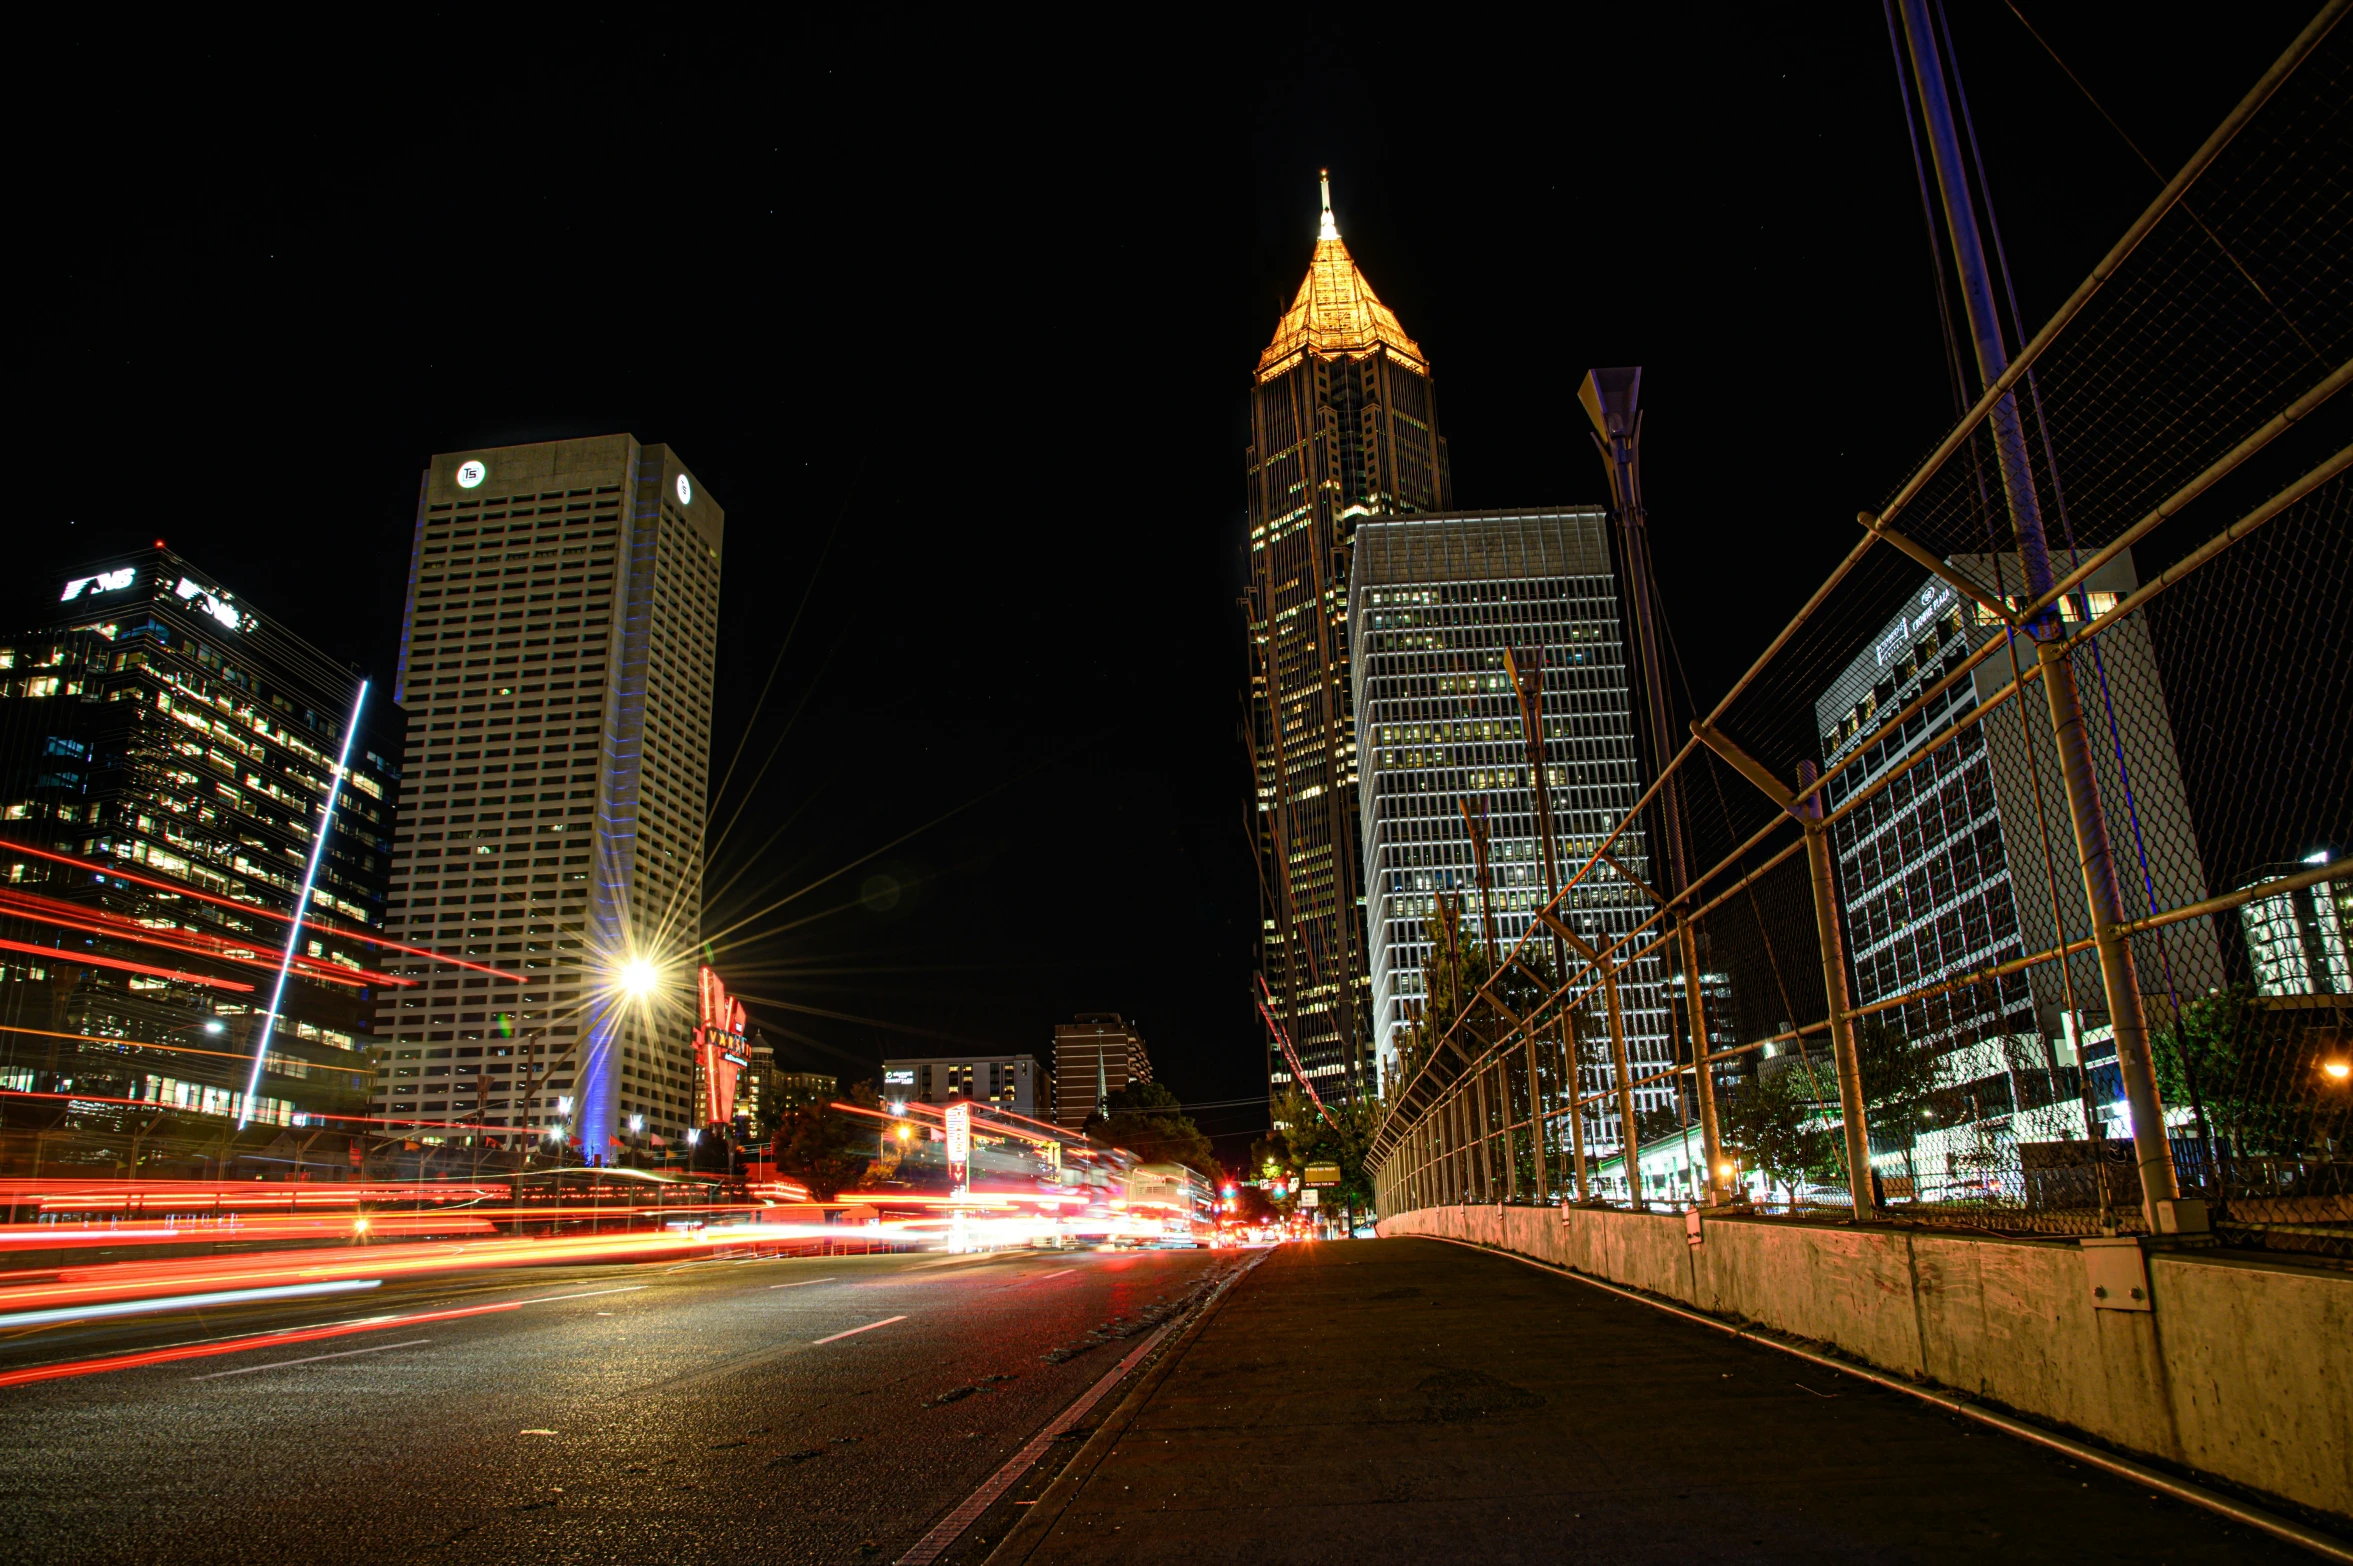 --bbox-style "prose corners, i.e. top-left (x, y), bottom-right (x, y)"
top-left (1370, 10), bottom-right (2351, 1259)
